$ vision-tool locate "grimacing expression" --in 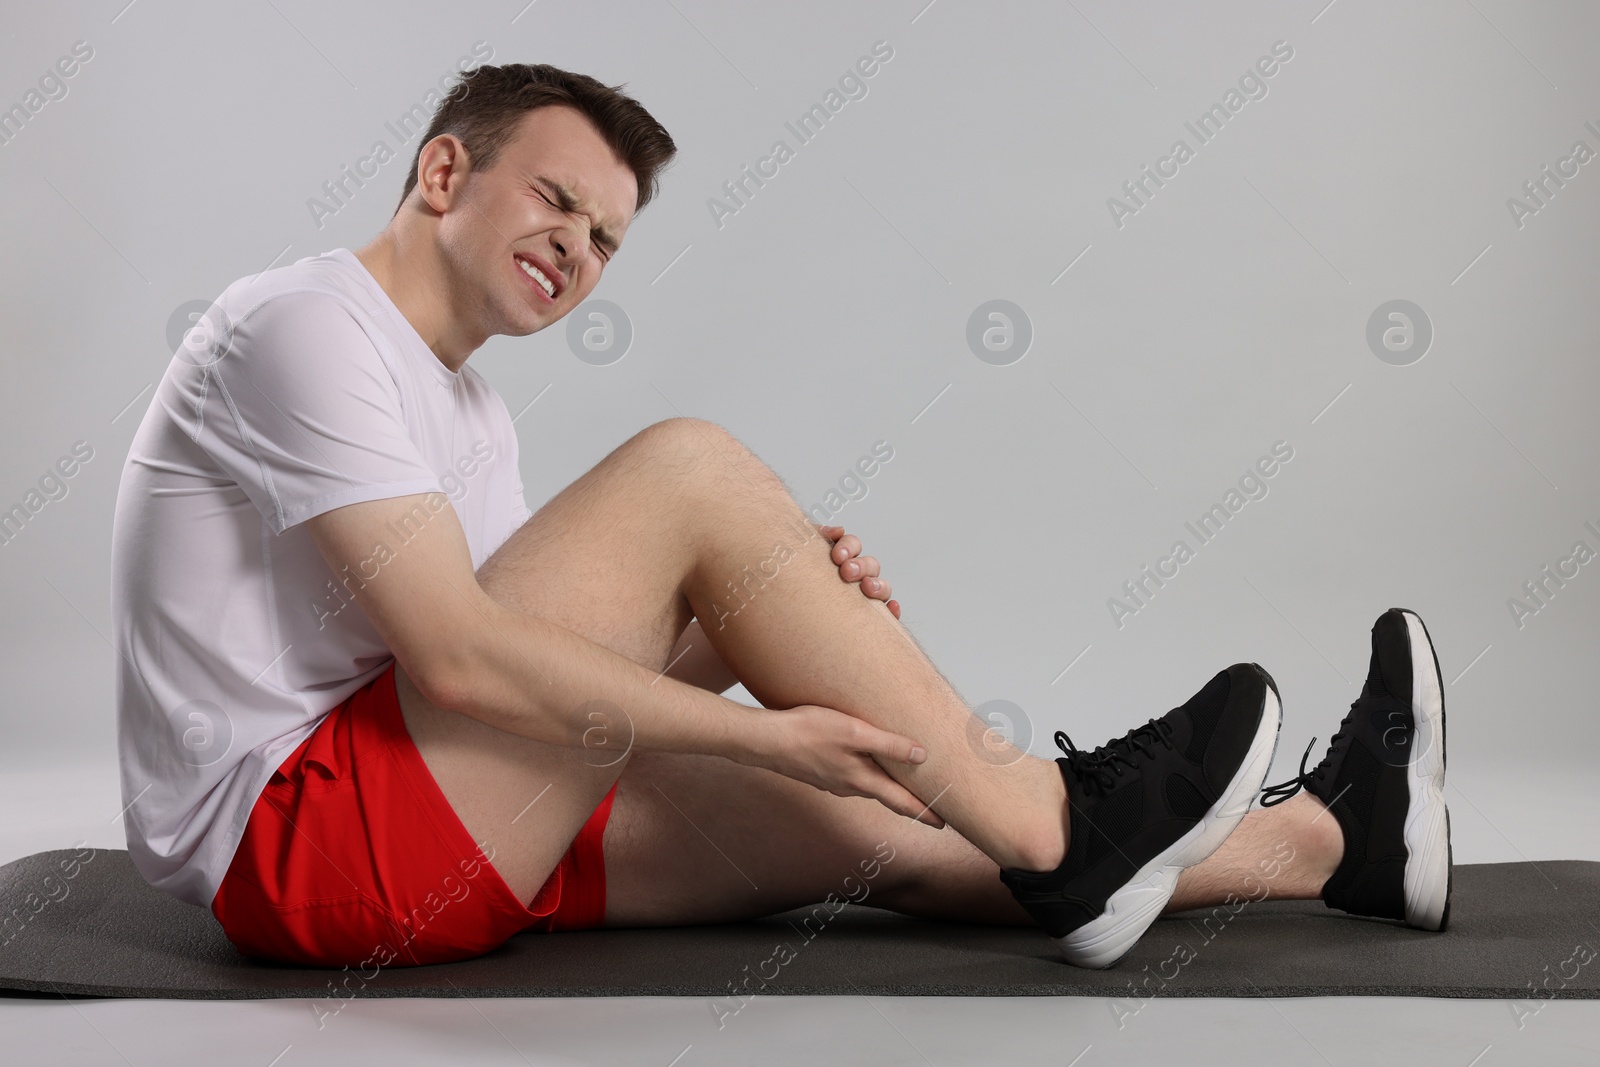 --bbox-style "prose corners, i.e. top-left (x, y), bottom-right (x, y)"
top-left (444, 105), bottom-right (638, 337)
